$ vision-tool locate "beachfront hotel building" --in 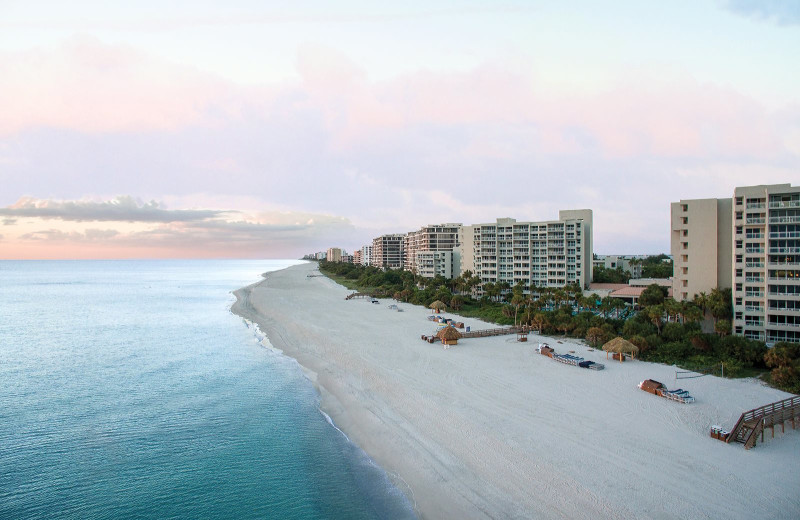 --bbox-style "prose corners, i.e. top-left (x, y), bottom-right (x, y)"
top-left (404, 223), bottom-right (462, 278)
top-left (371, 234), bottom-right (406, 270)
top-left (460, 210), bottom-right (593, 291)
top-left (671, 183), bottom-right (800, 343)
